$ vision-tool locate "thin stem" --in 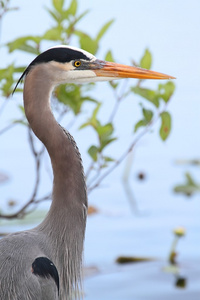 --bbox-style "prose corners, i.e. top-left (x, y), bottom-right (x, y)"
top-left (108, 79), bottom-right (129, 123)
top-left (0, 118), bottom-right (26, 135)
top-left (0, 98), bottom-right (7, 116)
top-left (0, 122), bottom-right (16, 135)
top-left (87, 156), bottom-right (103, 187)
top-left (0, 127), bottom-right (45, 219)
top-left (85, 161), bottom-right (94, 180)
